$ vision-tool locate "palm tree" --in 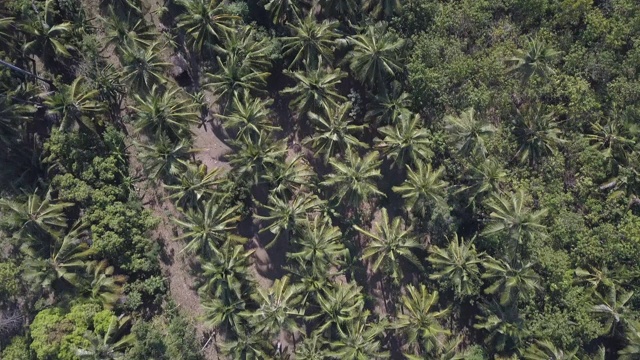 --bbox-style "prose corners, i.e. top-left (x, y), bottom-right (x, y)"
top-left (173, 198), bottom-right (242, 258)
top-left (513, 104), bottom-right (564, 165)
top-left (44, 76), bottom-right (104, 133)
top-left (506, 37), bottom-right (560, 84)
top-left (304, 102), bottom-right (367, 162)
top-left (321, 150), bottom-right (384, 207)
top-left (164, 162), bottom-right (222, 210)
top-left (256, 192), bottom-right (323, 246)
top-left (281, 64), bottom-right (347, 117)
top-left (200, 241), bottom-right (253, 299)
top-left (85, 260), bottom-right (126, 309)
top-left (137, 137), bottom-right (194, 184)
top-left (262, 0), bottom-right (304, 25)
top-left (587, 119), bottom-right (636, 168)
top-left (220, 330), bottom-right (272, 360)
top-left (249, 275), bottom-right (302, 338)
top-left (120, 42), bottom-right (170, 93)
top-left (392, 162), bottom-right (448, 216)
top-left (21, 0), bottom-right (75, 61)
top-left (213, 25), bottom-right (273, 72)
top-left (217, 90), bottom-right (278, 140)
top-left (175, 0), bottom-right (238, 55)
top-left (482, 257), bottom-right (542, 305)
top-left (393, 284), bottom-right (450, 355)
top-left (103, 8), bottom-right (155, 52)
top-left (362, 0), bottom-right (401, 20)
top-left (132, 85), bottom-right (199, 141)
top-left (459, 159), bottom-right (508, 207)
top-left (481, 190), bottom-right (547, 254)
top-left (0, 94), bottom-right (30, 150)
top-left (315, 0), bottom-right (358, 19)
top-left (365, 84), bottom-right (411, 126)
top-left (330, 313), bottom-right (389, 359)
top-left (85, 63), bottom-right (125, 111)
top-left (376, 111), bottom-right (433, 168)
top-left (228, 132), bottom-right (287, 186)
top-left (574, 265), bottom-right (621, 292)
top-left (76, 317), bottom-right (134, 359)
top-left (342, 23), bottom-right (404, 91)
top-left (474, 301), bottom-right (524, 353)
top-left (282, 16), bottom-right (340, 69)
top-left (592, 286), bottom-right (633, 336)
top-left (0, 190), bottom-right (71, 240)
top-left (619, 320), bottom-right (640, 360)
top-left (522, 340), bottom-right (578, 360)
top-left (296, 332), bottom-right (331, 359)
top-left (310, 281), bottom-right (365, 336)
top-left (100, 0), bottom-right (142, 14)
top-left (355, 208), bottom-right (423, 283)
top-left (288, 215), bottom-right (347, 277)
top-left (428, 234), bottom-right (484, 298)
top-left (262, 155), bottom-right (315, 197)
top-left (444, 107), bottom-right (495, 159)
top-left (206, 53), bottom-right (270, 109)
